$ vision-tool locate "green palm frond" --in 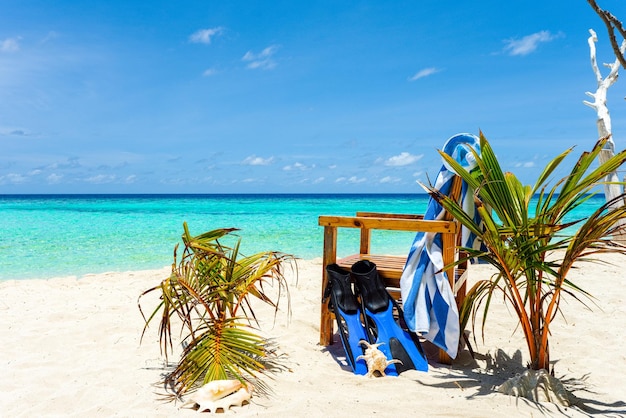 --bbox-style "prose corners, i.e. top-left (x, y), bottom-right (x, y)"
top-left (139, 223), bottom-right (295, 397)
top-left (170, 318), bottom-right (268, 395)
top-left (426, 133), bottom-right (626, 370)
